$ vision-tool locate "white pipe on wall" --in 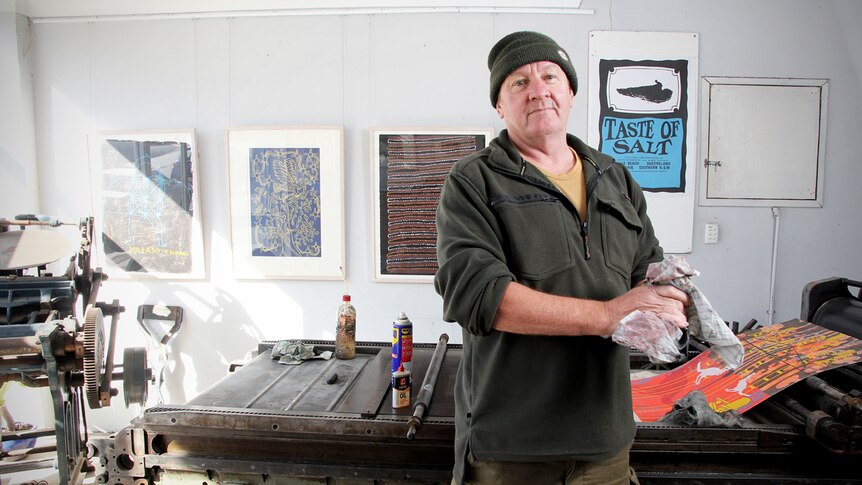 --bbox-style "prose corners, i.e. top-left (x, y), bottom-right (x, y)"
top-left (767, 207), bottom-right (781, 324)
